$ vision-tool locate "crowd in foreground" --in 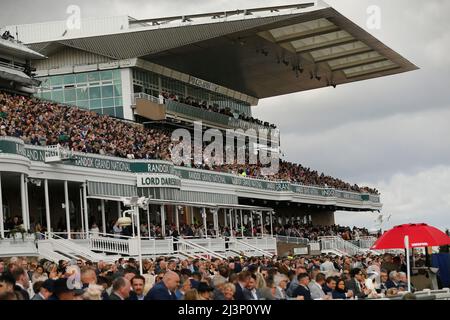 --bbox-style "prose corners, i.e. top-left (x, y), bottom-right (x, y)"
top-left (0, 91), bottom-right (378, 194)
top-left (0, 253), bottom-right (421, 301)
